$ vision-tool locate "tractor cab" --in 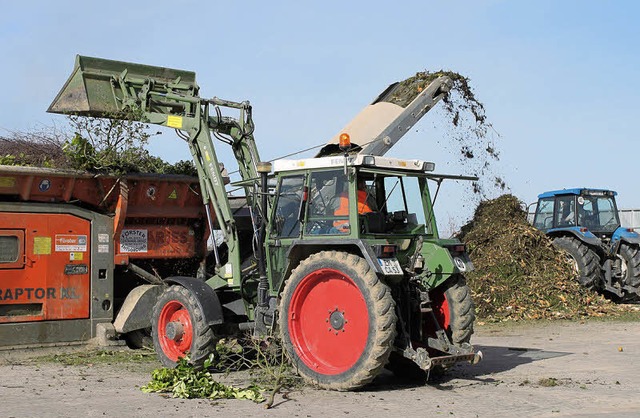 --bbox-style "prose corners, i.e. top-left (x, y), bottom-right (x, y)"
top-left (533, 188), bottom-right (622, 240)
top-left (269, 154), bottom-right (439, 240)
